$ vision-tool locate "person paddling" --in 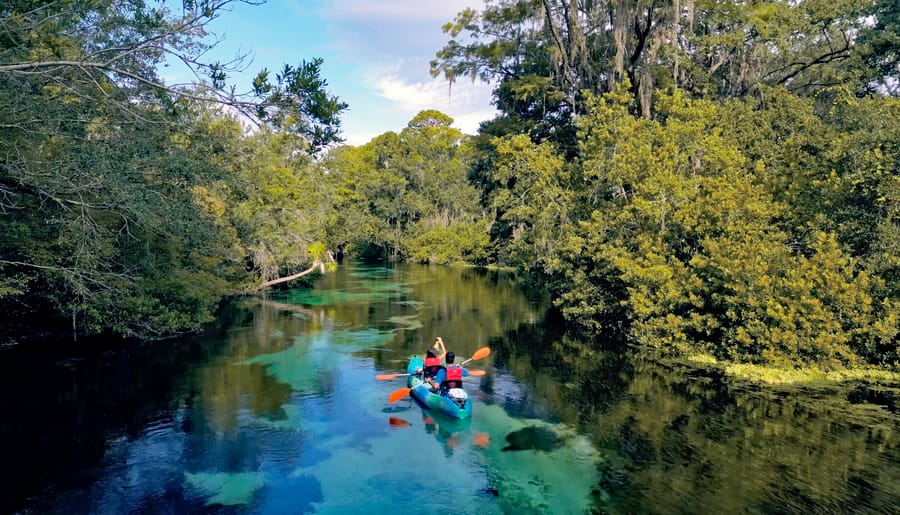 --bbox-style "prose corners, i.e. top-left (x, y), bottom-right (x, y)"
top-left (414, 337), bottom-right (446, 391)
top-left (431, 351), bottom-right (470, 406)
top-left (425, 337), bottom-right (446, 374)
top-left (386, 346), bottom-right (490, 405)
